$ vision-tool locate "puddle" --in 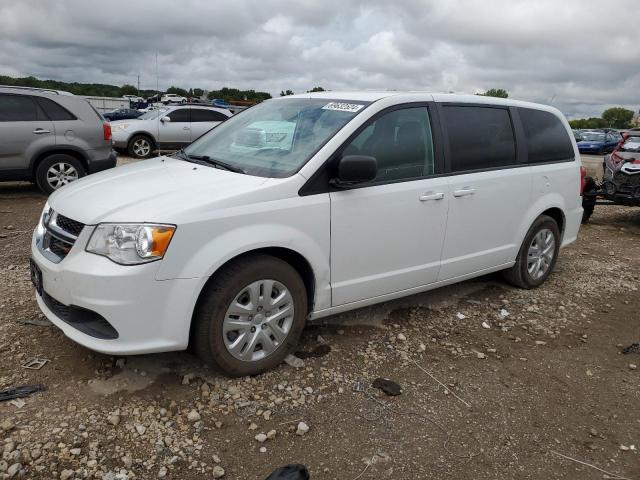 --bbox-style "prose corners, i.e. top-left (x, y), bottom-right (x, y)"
top-left (88, 352), bottom-right (207, 395)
